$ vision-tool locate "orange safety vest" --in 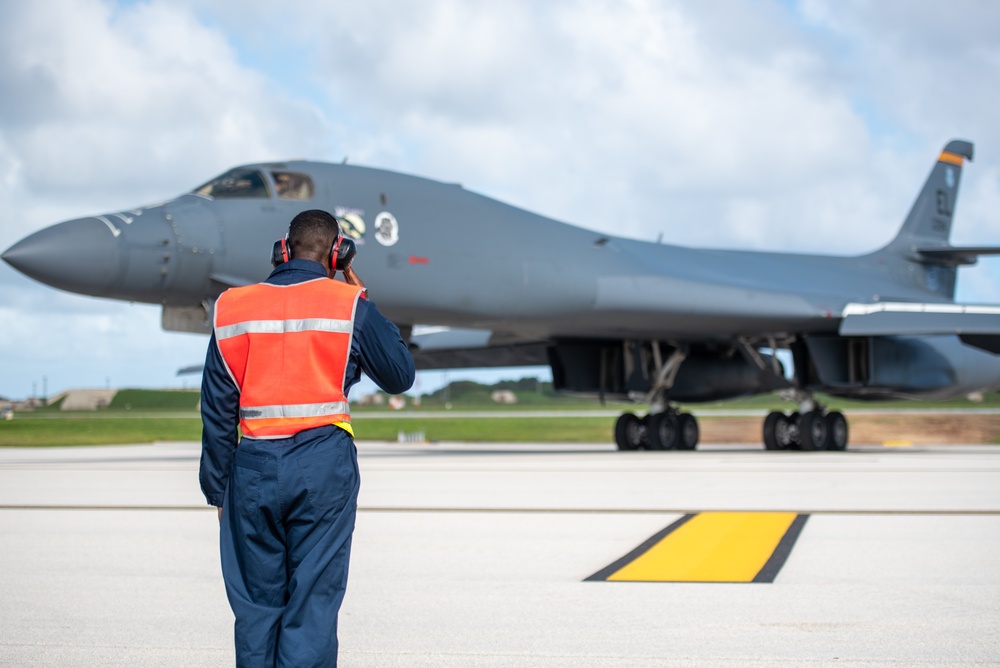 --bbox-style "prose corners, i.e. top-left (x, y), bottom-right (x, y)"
top-left (213, 277), bottom-right (364, 439)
